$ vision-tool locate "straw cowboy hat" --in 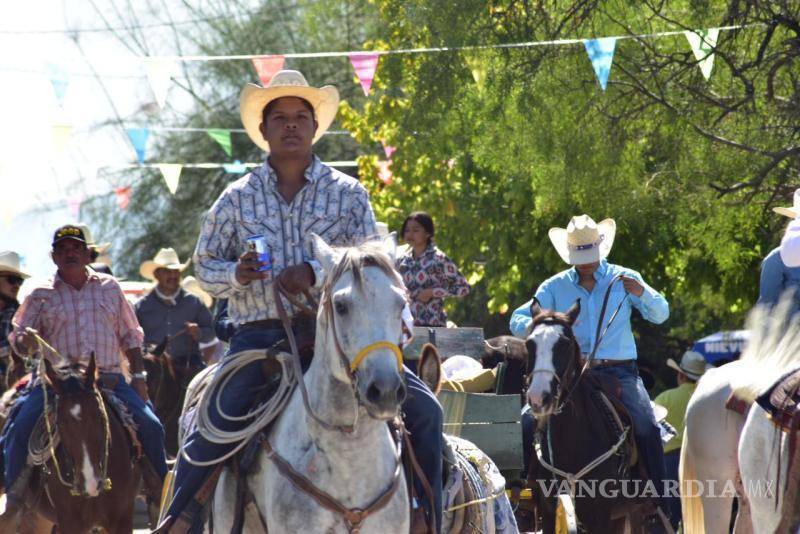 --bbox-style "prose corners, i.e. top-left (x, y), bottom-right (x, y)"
top-left (666, 350), bottom-right (707, 381)
top-left (182, 276), bottom-right (213, 309)
top-left (0, 251), bottom-right (30, 279)
top-left (548, 214), bottom-right (616, 265)
top-left (76, 223), bottom-right (111, 254)
top-left (139, 248), bottom-right (190, 281)
top-left (240, 70), bottom-right (340, 153)
top-left (774, 188), bottom-right (800, 219)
